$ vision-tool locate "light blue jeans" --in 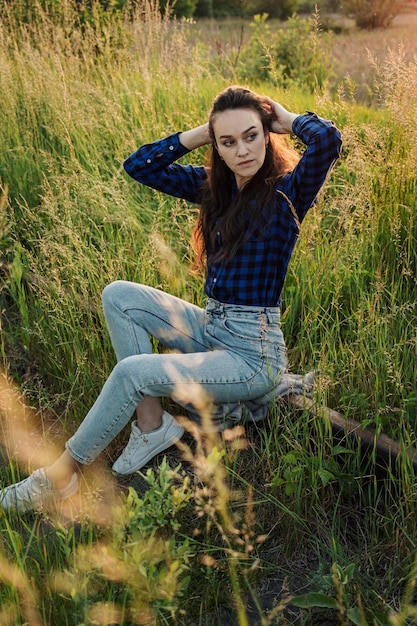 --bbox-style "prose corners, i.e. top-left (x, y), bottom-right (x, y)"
top-left (66, 281), bottom-right (287, 465)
